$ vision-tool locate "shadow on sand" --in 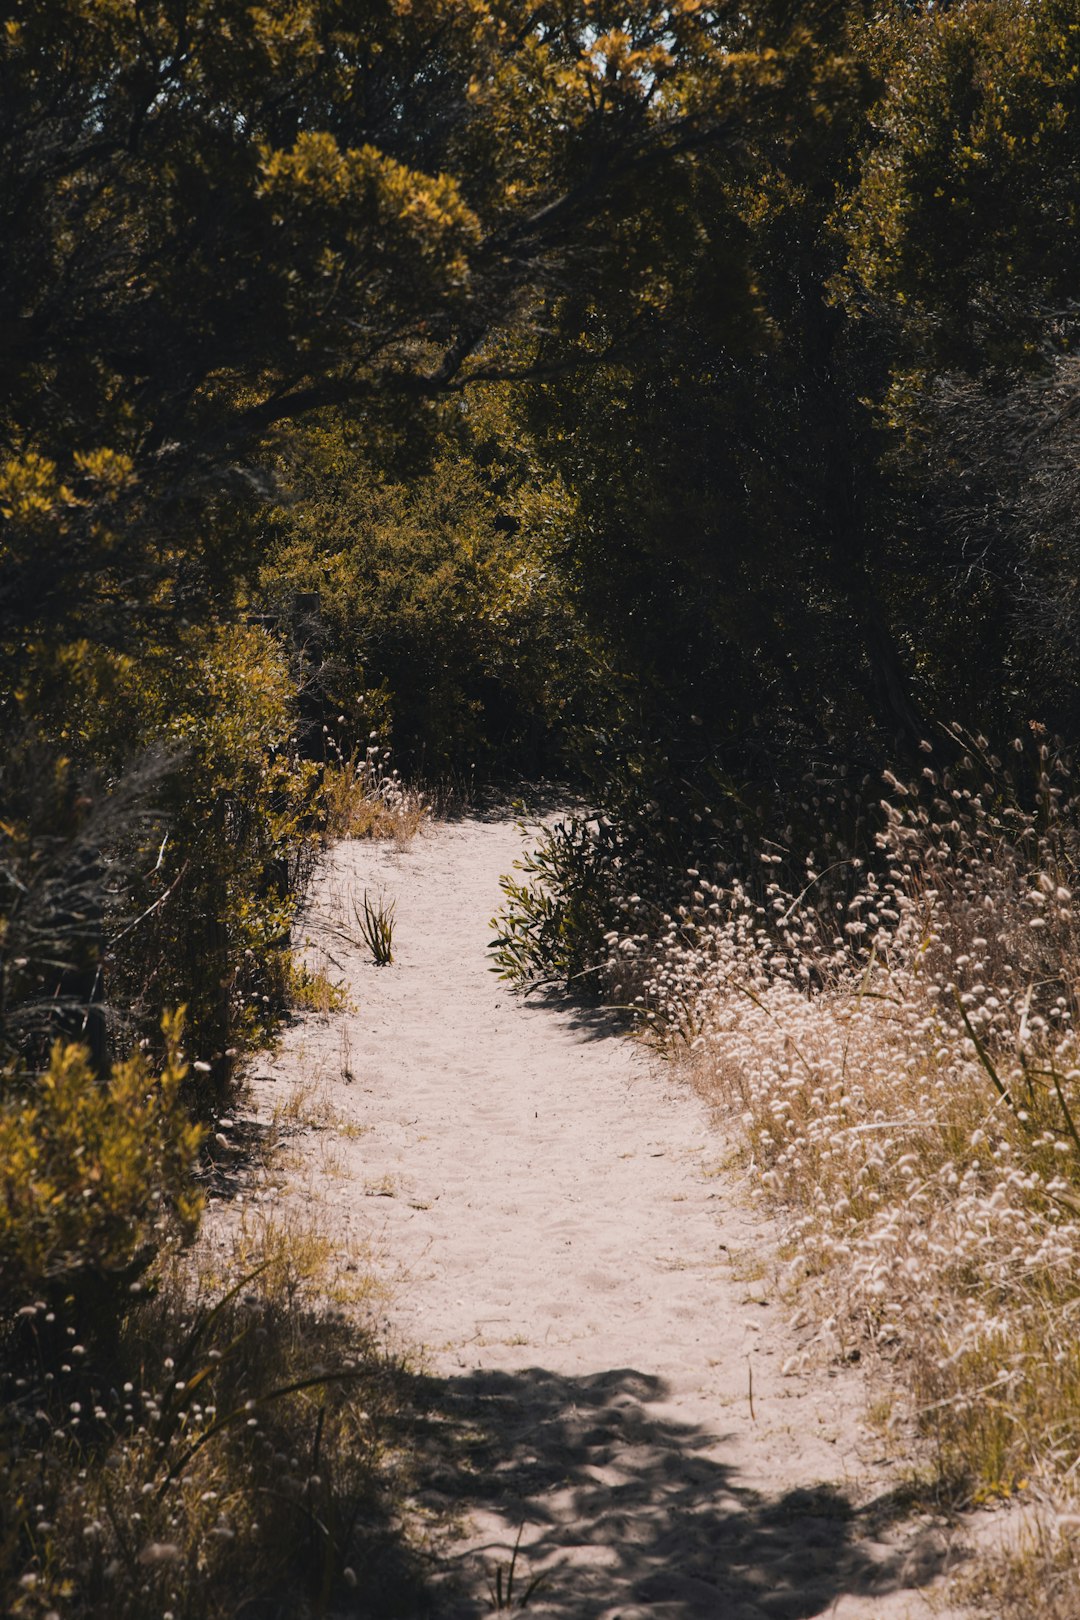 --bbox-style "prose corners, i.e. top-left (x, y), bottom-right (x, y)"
top-left (523, 988), bottom-right (634, 1043)
top-left (403, 1362), bottom-right (964, 1619)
